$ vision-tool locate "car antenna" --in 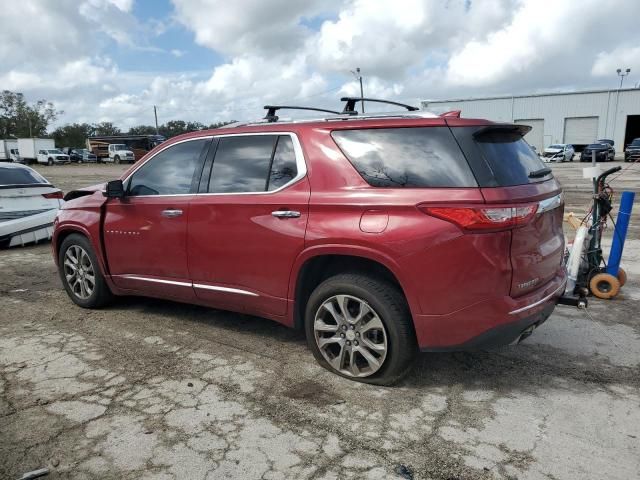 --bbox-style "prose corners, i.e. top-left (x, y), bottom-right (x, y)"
top-left (340, 97), bottom-right (420, 115)
top-left (263, 105), bottom-right (343, 123)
